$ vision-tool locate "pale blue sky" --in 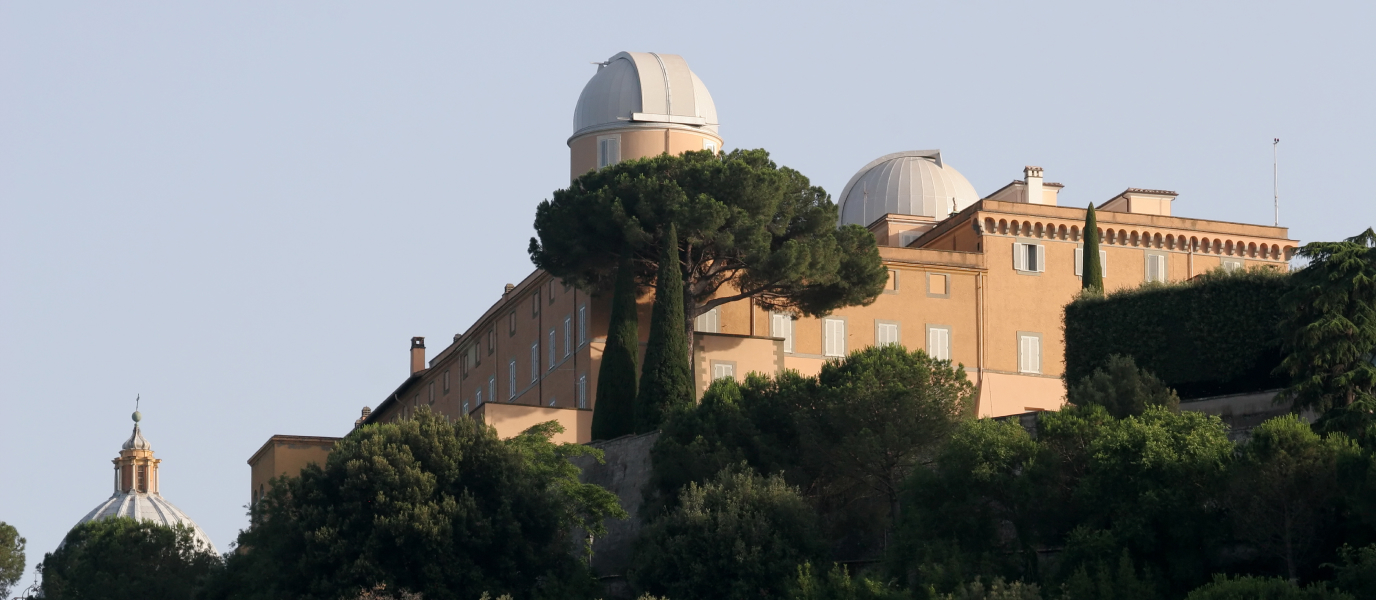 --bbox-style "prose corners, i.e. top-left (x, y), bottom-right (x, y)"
top-left (2, 1), bottom-right (1373, 569)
